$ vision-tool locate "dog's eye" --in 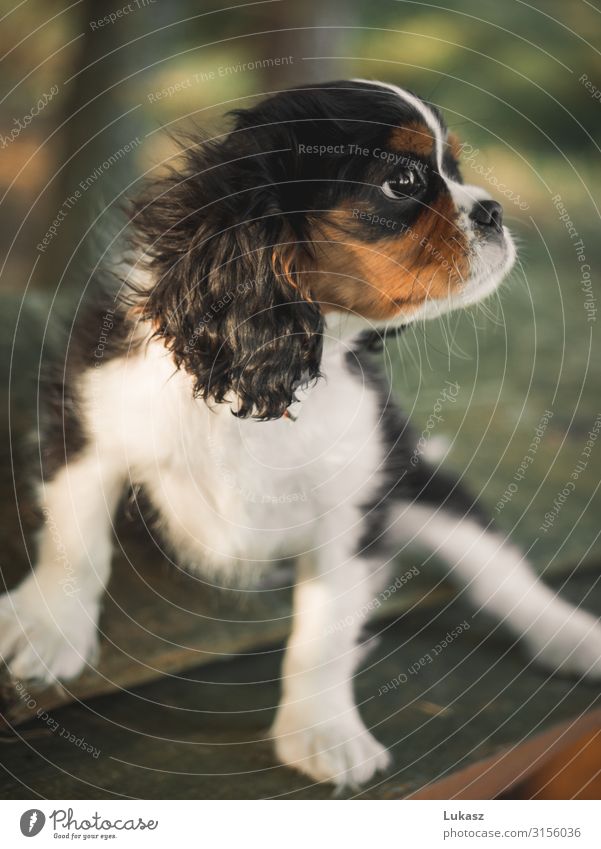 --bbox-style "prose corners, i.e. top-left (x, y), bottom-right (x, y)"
top-left (382, 167), bottom-right (424, 199)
